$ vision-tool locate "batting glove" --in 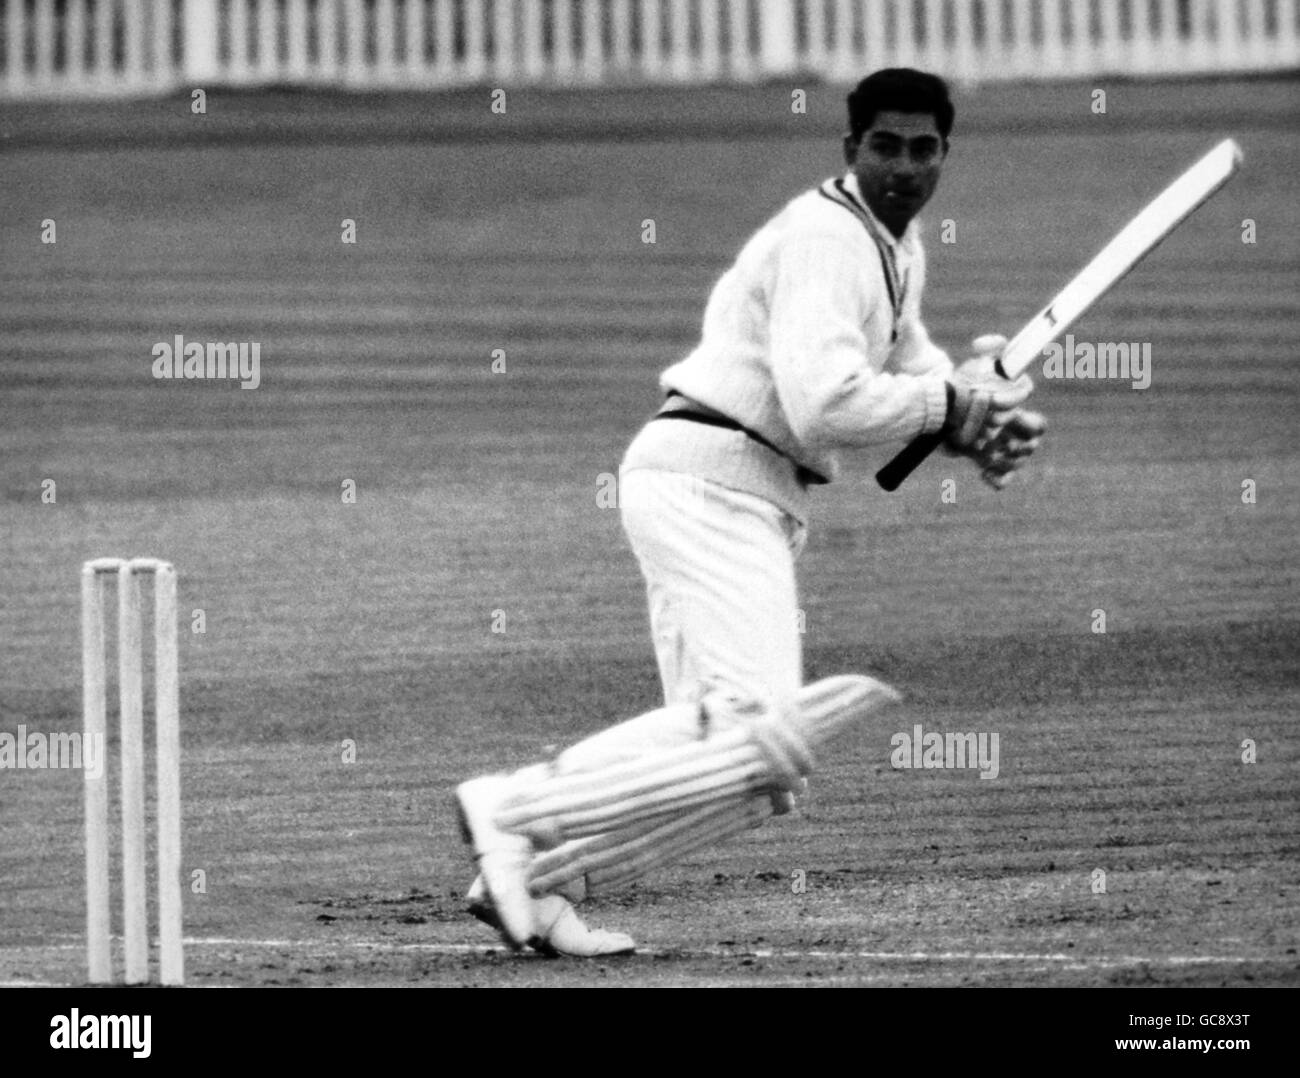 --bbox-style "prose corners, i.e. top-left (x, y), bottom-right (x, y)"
top-left (944, 334), bottom-right (1032, 454)
top-left (974, 407), bottom-right (1047, 489)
